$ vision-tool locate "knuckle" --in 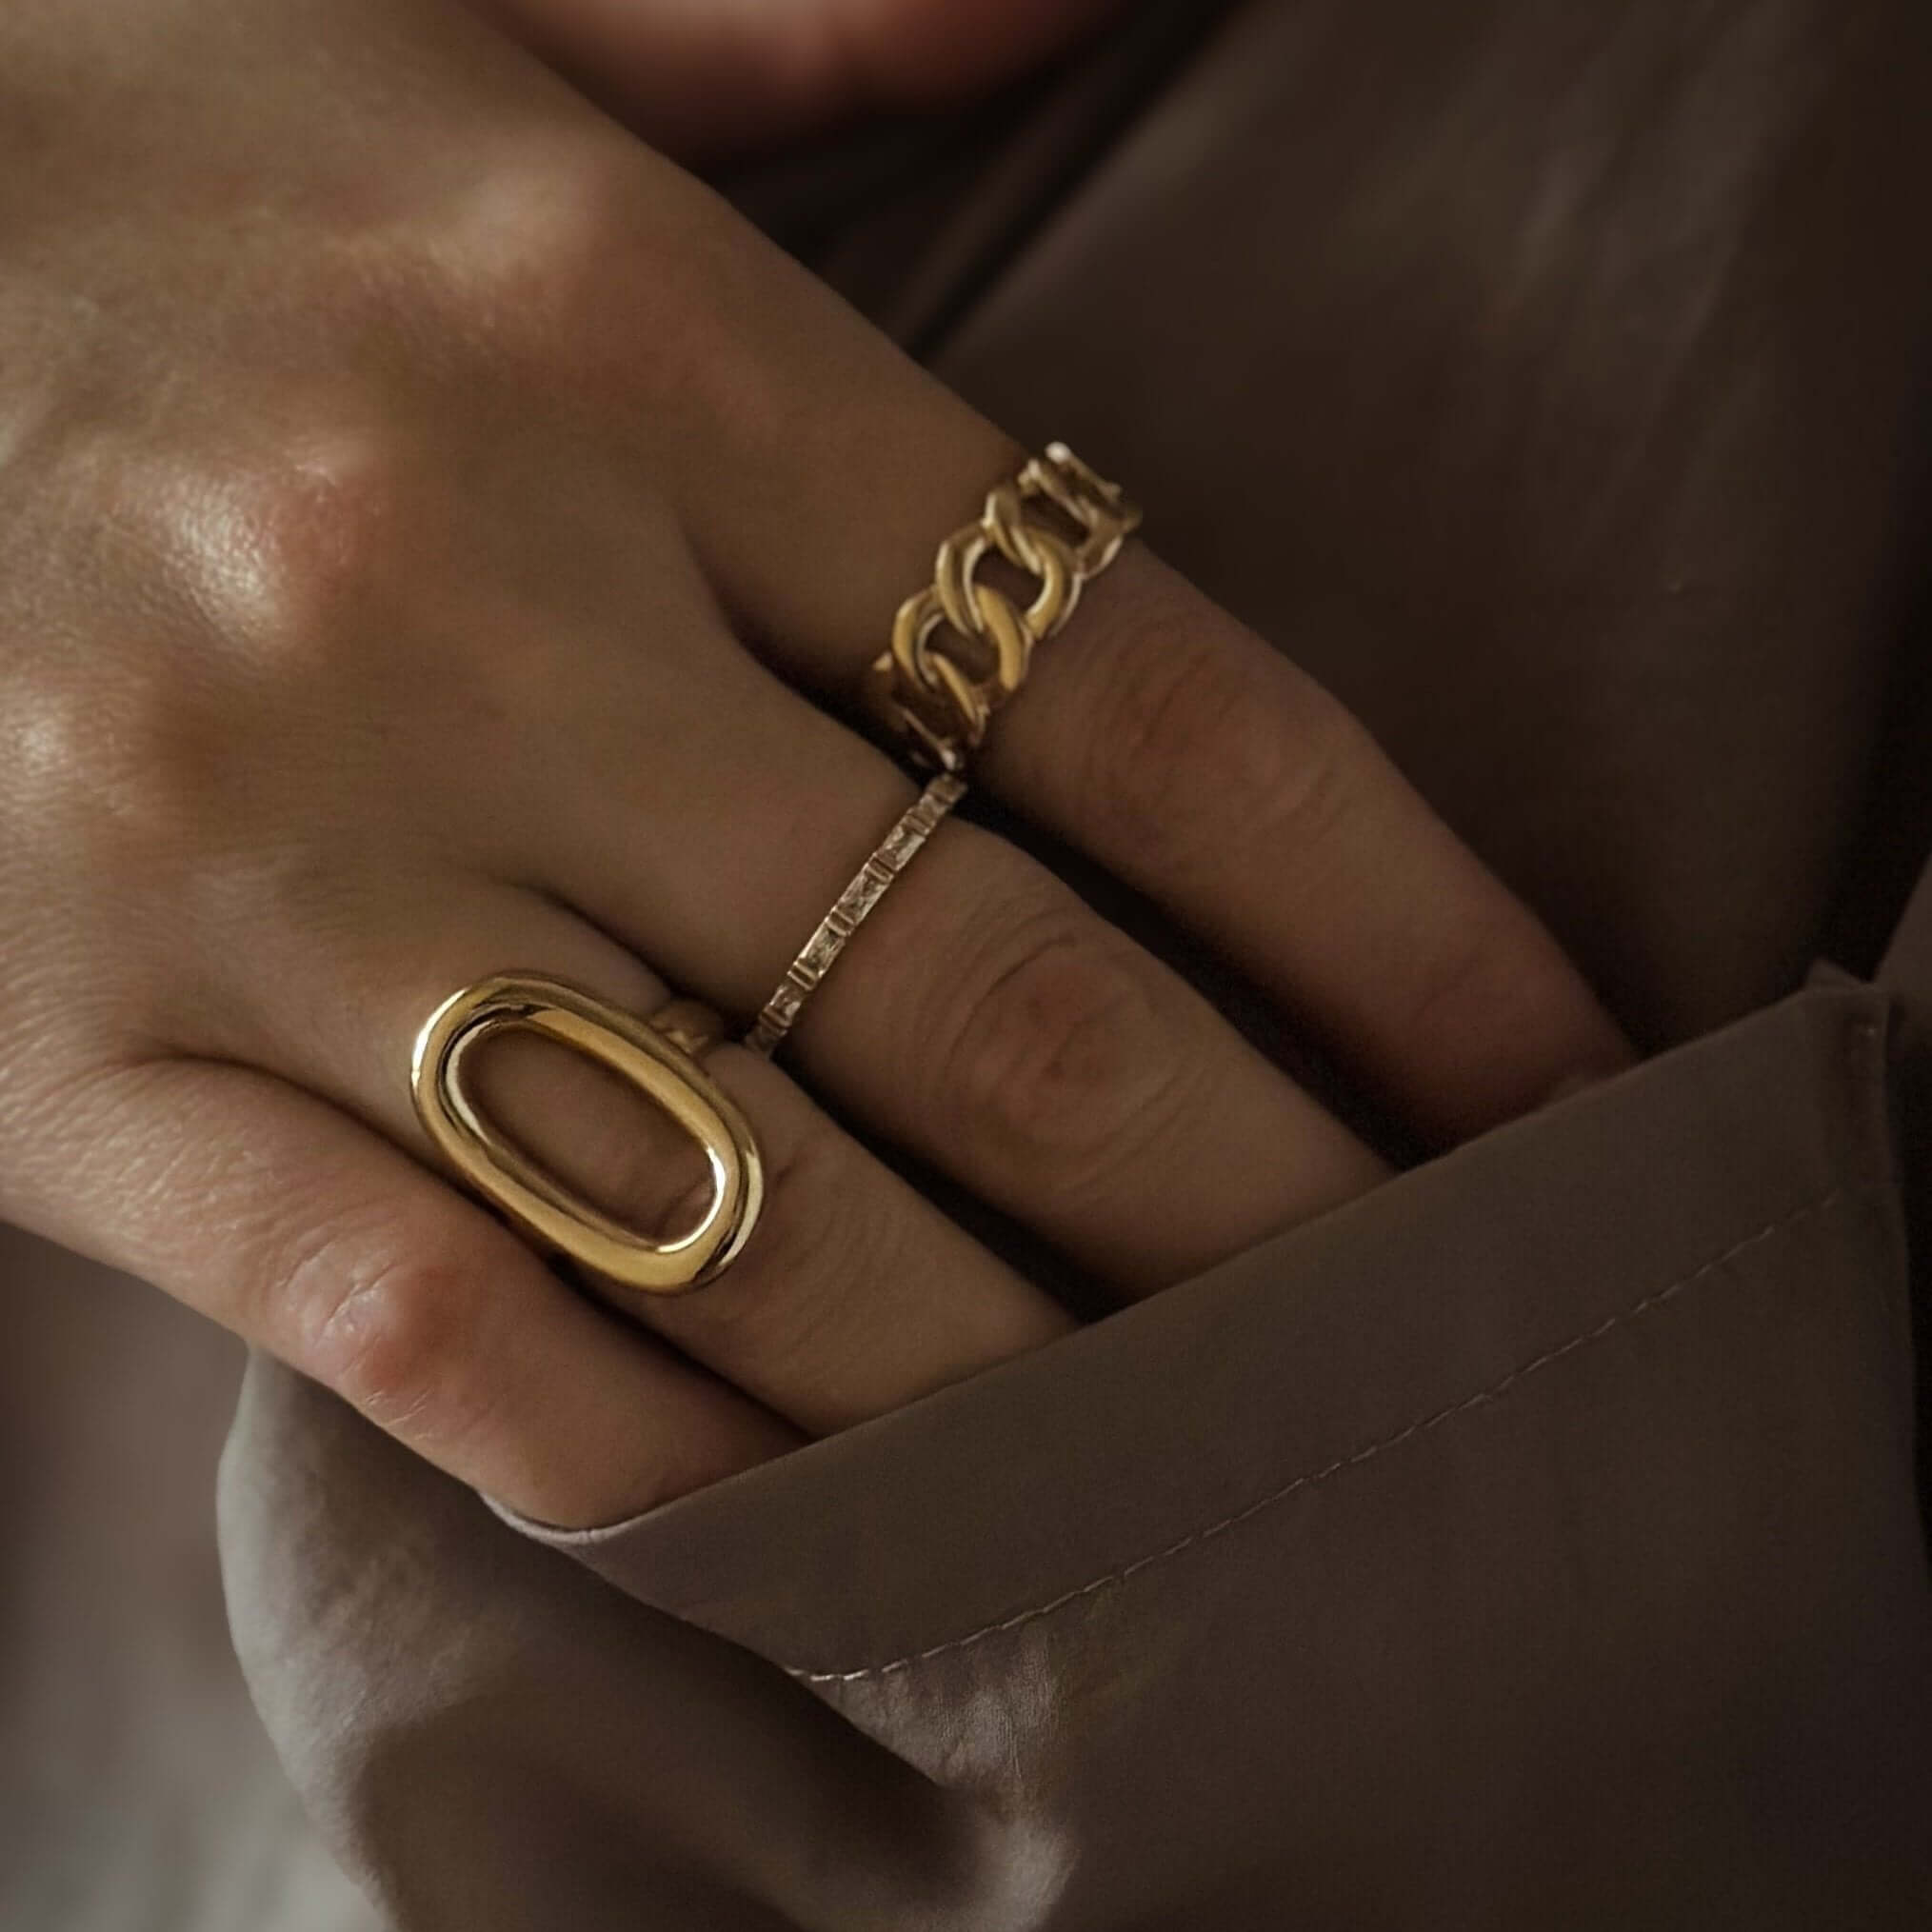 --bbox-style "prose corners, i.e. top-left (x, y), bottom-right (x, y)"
top-left (426, 138), bottom-right (635, 313)
top-left (1393, 924), bottom-right (1529, 1063)
top-left (1086, 615), bottom-right (1364, 871)
top-left (428, 137), bottom-right (782, 451)
top-left (209, 418), bottom-right (421, 661)
top-left (297, 1241), bottom-right (488, 1448)
top-left (41, 410), bottom-right (455, 896)
top-left (60, 404), bottom-right (422, 671)
top-left (433, 139), bottom-right (710, 375)
top-left (938, 907), bottom-right (1186, 1195)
